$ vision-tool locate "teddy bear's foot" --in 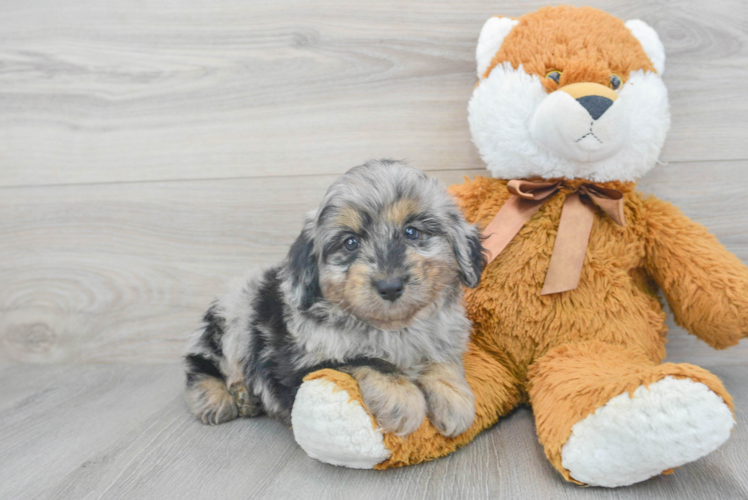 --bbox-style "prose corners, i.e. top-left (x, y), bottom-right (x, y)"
top-left (561, 376), bottom-right (735, 487)
top-left (291, 370), bottom-right (392, 469)
top-left (293, 345), bottom-right (524, 469)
